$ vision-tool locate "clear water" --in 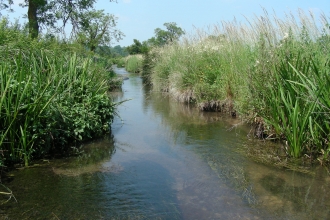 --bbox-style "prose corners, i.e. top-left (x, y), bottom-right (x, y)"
top-left (1, 67), bottom-right (330, 220)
